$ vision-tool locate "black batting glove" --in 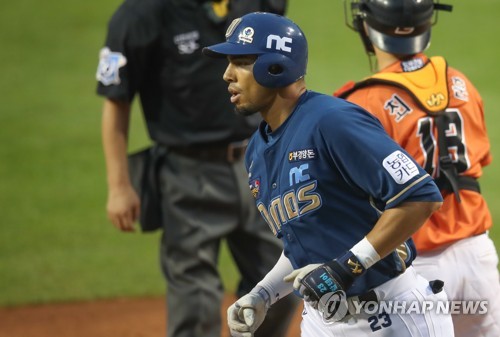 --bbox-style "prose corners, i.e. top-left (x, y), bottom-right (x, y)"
top-left (300, 251), bottom-right (366, 307)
